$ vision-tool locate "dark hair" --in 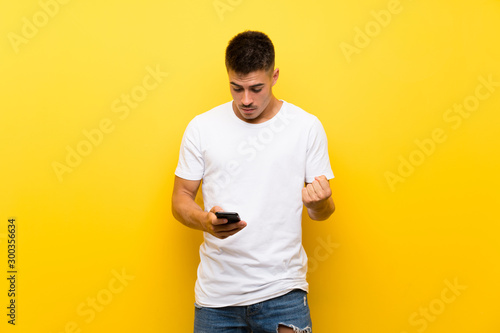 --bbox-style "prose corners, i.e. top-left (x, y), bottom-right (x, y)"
top-left (225, 31), bottom-right (275, 75)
